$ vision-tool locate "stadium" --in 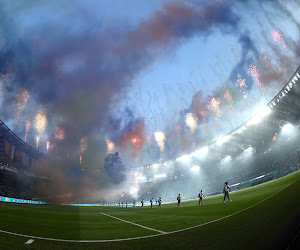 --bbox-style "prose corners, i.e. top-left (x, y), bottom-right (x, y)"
top-left (1, 1), bottom-right (300, 249)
